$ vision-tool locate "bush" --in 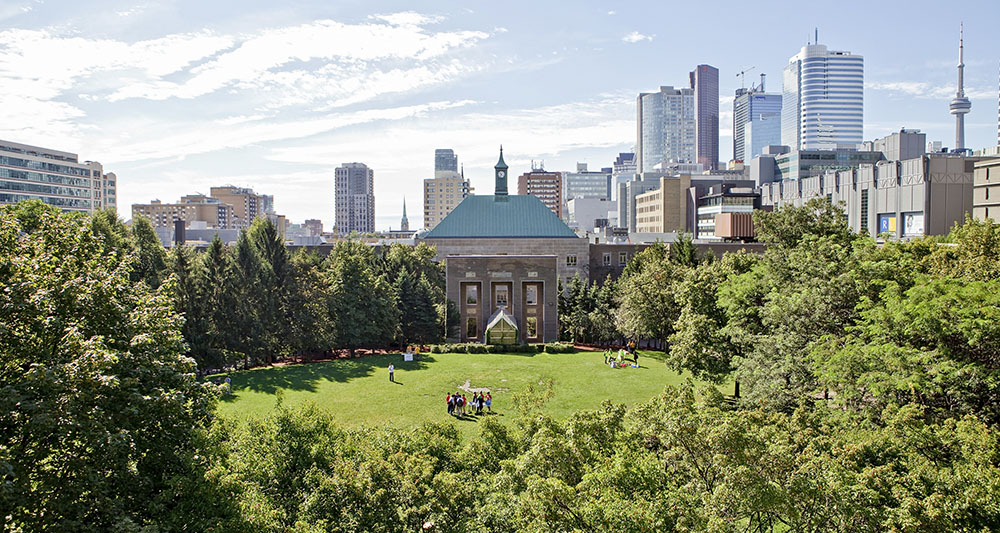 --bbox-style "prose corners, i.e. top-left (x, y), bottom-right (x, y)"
top-left (543, 342), bottom-right (575, 354)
